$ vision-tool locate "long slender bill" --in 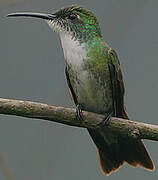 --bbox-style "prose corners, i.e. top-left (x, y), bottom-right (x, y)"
top-left (7, 12), bottom-right (56, 20)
